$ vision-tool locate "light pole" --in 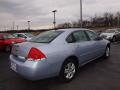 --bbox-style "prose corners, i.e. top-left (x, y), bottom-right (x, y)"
top-left (52, 10), bottom-right (57, 29)
top-left (16, 25), bottom-right (19, 30)
top-left (80, 0), bottom-right (83, 28)
top-left (12, 21), bottom-right (15, 30)
top-left (27, 21), bottom-right (31, 30)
